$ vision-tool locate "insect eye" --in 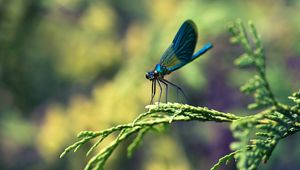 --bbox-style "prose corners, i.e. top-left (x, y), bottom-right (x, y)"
top-left (145, 73), bottom-right (149, 79)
